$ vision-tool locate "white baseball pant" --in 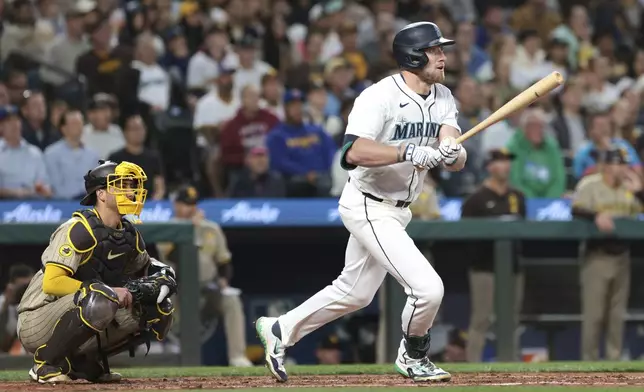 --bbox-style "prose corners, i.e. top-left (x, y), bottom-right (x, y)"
top-left (277, 181), bottom-right (444, 347)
